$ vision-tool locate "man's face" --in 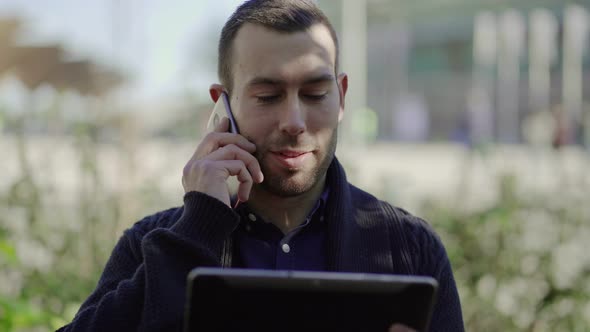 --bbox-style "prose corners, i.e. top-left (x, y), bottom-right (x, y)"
top-left (227, 23), bottom-right (347, 197)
